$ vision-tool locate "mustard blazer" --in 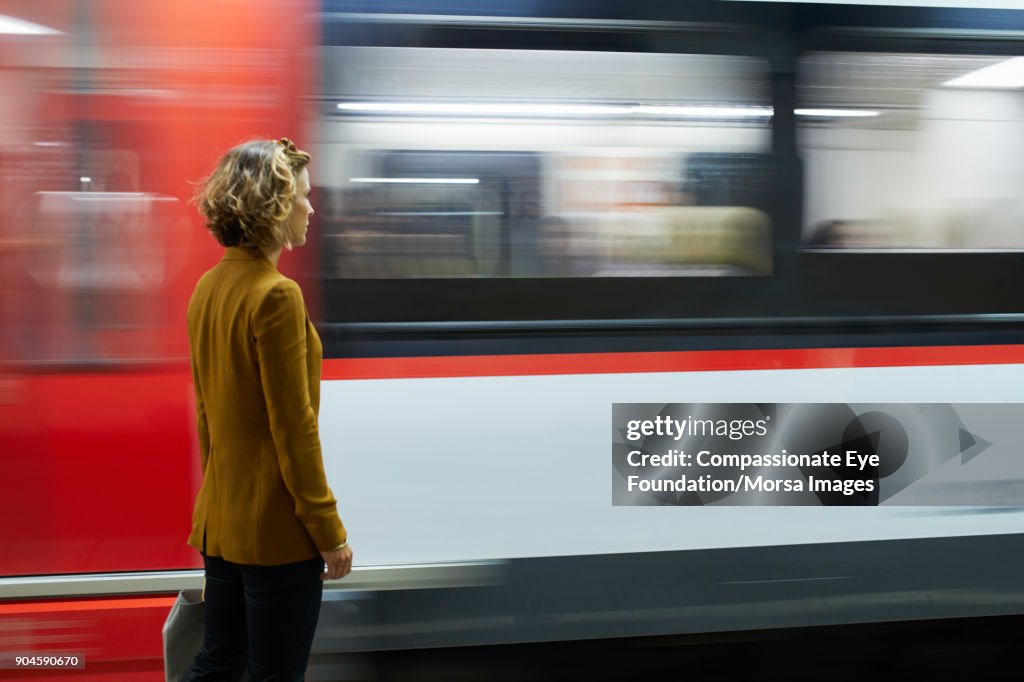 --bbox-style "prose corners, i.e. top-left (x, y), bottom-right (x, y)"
top-left (186, 246), bottom-right (347, 565)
